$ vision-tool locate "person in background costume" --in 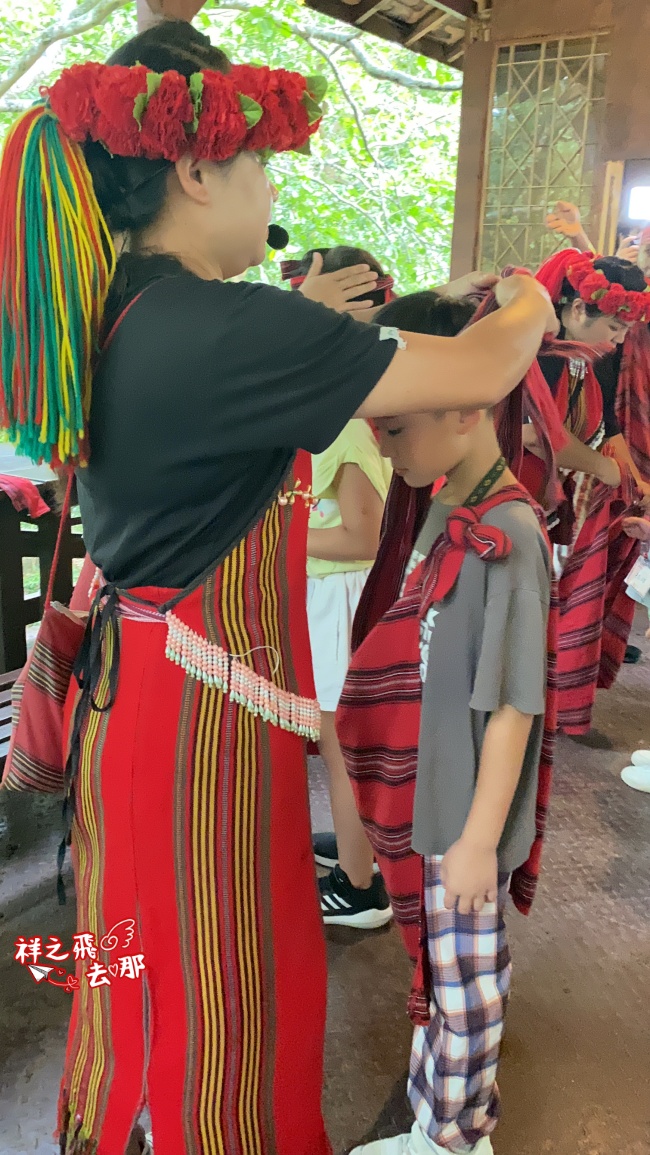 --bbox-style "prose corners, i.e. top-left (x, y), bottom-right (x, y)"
top-left (526, 250), bottom-right (650, 734)
top-left (337, 290), bottom-right (556, 1155)
top-left (545, 202), bottom-right (650, 500)
top-left (0, 18), bottom-right (555, 1153)
top-left (546, 203), bottom-right (650, 665)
